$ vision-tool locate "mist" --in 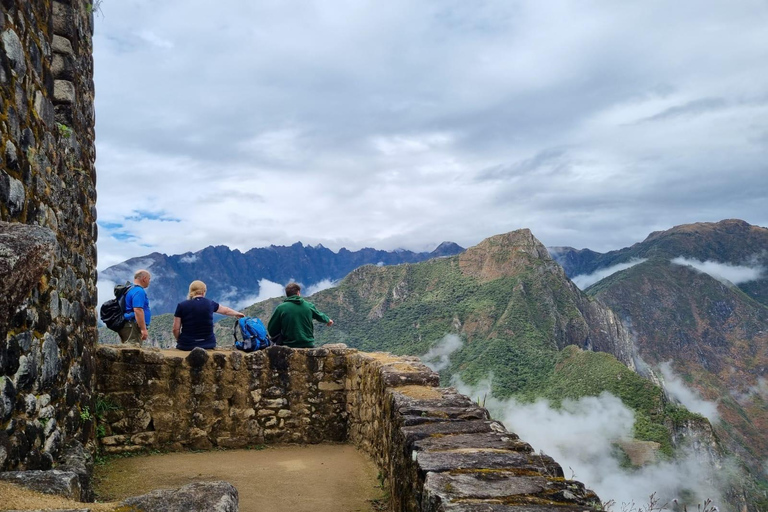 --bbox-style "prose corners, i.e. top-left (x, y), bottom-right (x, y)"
top-left (421, 334), bottom-right (463, 372)
top-left (416, 337), bottom-right (727, 508)
top-left (304, 279), bottom-right (338, 296)
top-left (453, 376), bottom-right (726, 508)
top-left (671, 257), bottom-right (765, 285)
top-left (659, 362), bottom-right (720, 422)
top-left (571, 259), bottom-right (648, 290)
